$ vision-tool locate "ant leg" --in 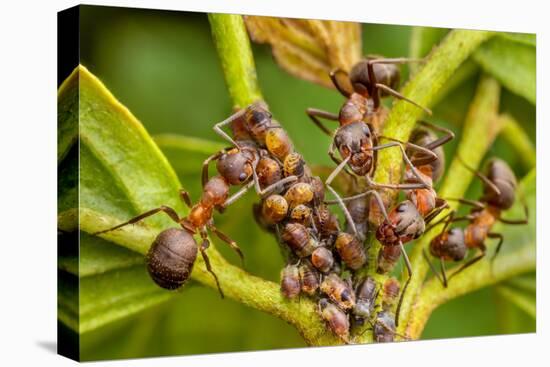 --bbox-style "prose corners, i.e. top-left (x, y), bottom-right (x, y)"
top-left (443, 197), bottom-right (486, 211)
top-left (499, 200), bottom-right (529, 224)
top-left (371, 141), bottom-right (433, 188)
top-left (202, 150), bottom-right (225, 187)
top-left (219, 180), bottom-right (255, 210)
top-left (423, 249), bottom-right (447, 287)
top-left (93, 205), bottom-right (181, 235)
top-left (179, 190), bottom-right (193, 208)
top-left (306, 108), bottom-right (339, 137)
top-left (440, 257), bottom-right (448, 287)
top-left (375, 83), bottom-right (432, 115)
top-left (415, 120), bottom-right (455, 151)
top-left (395, 242), bottom-right (412, 327)
top-left (328, 141), bottom-right (356, 178)
top-left (329, 68), bottom-right (352, 97)
top-left (367, 57), bottom-right (431, 115)
top-left (325, 156), bottom-right (359, 237)
top-left (325, 189), bottom-right (390, 223)
top-left (448, 250), bottom-right (486, 282)
top-left (424, 198), bottom-right (449, 225)
top-left (198, 230), bottom-right (224, 298)
top-left (213, 104), bottom-right (258, 148)
top-left (456, 155), bottom-right (501, 196)
top-left (256, 176), bottom-right (299, 197)
top-left (209, 223), bottom-right (245, 266)
top-left (379, 135), bottom-right (439, 166)
top-left (488, 232), bottom-right (504, 263)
